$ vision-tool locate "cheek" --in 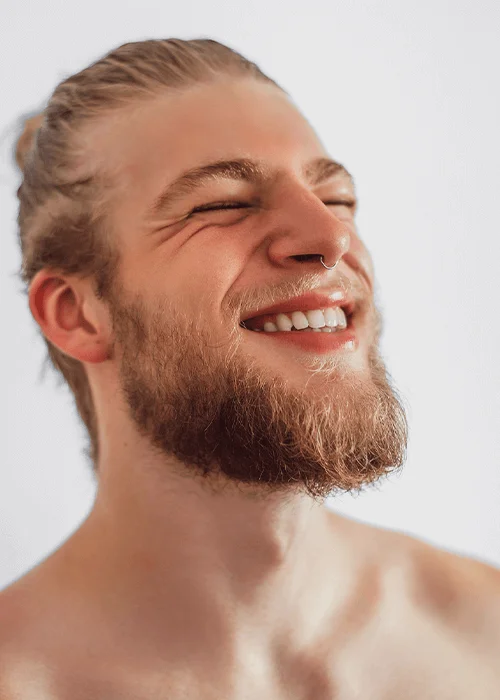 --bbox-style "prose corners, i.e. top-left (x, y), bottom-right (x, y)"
top-left (343, 229), bottom-right (375, 285)
top-left (184, 227), bottom-right (250, 280)
top-left (349, 233), bottom-right (369, 258)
